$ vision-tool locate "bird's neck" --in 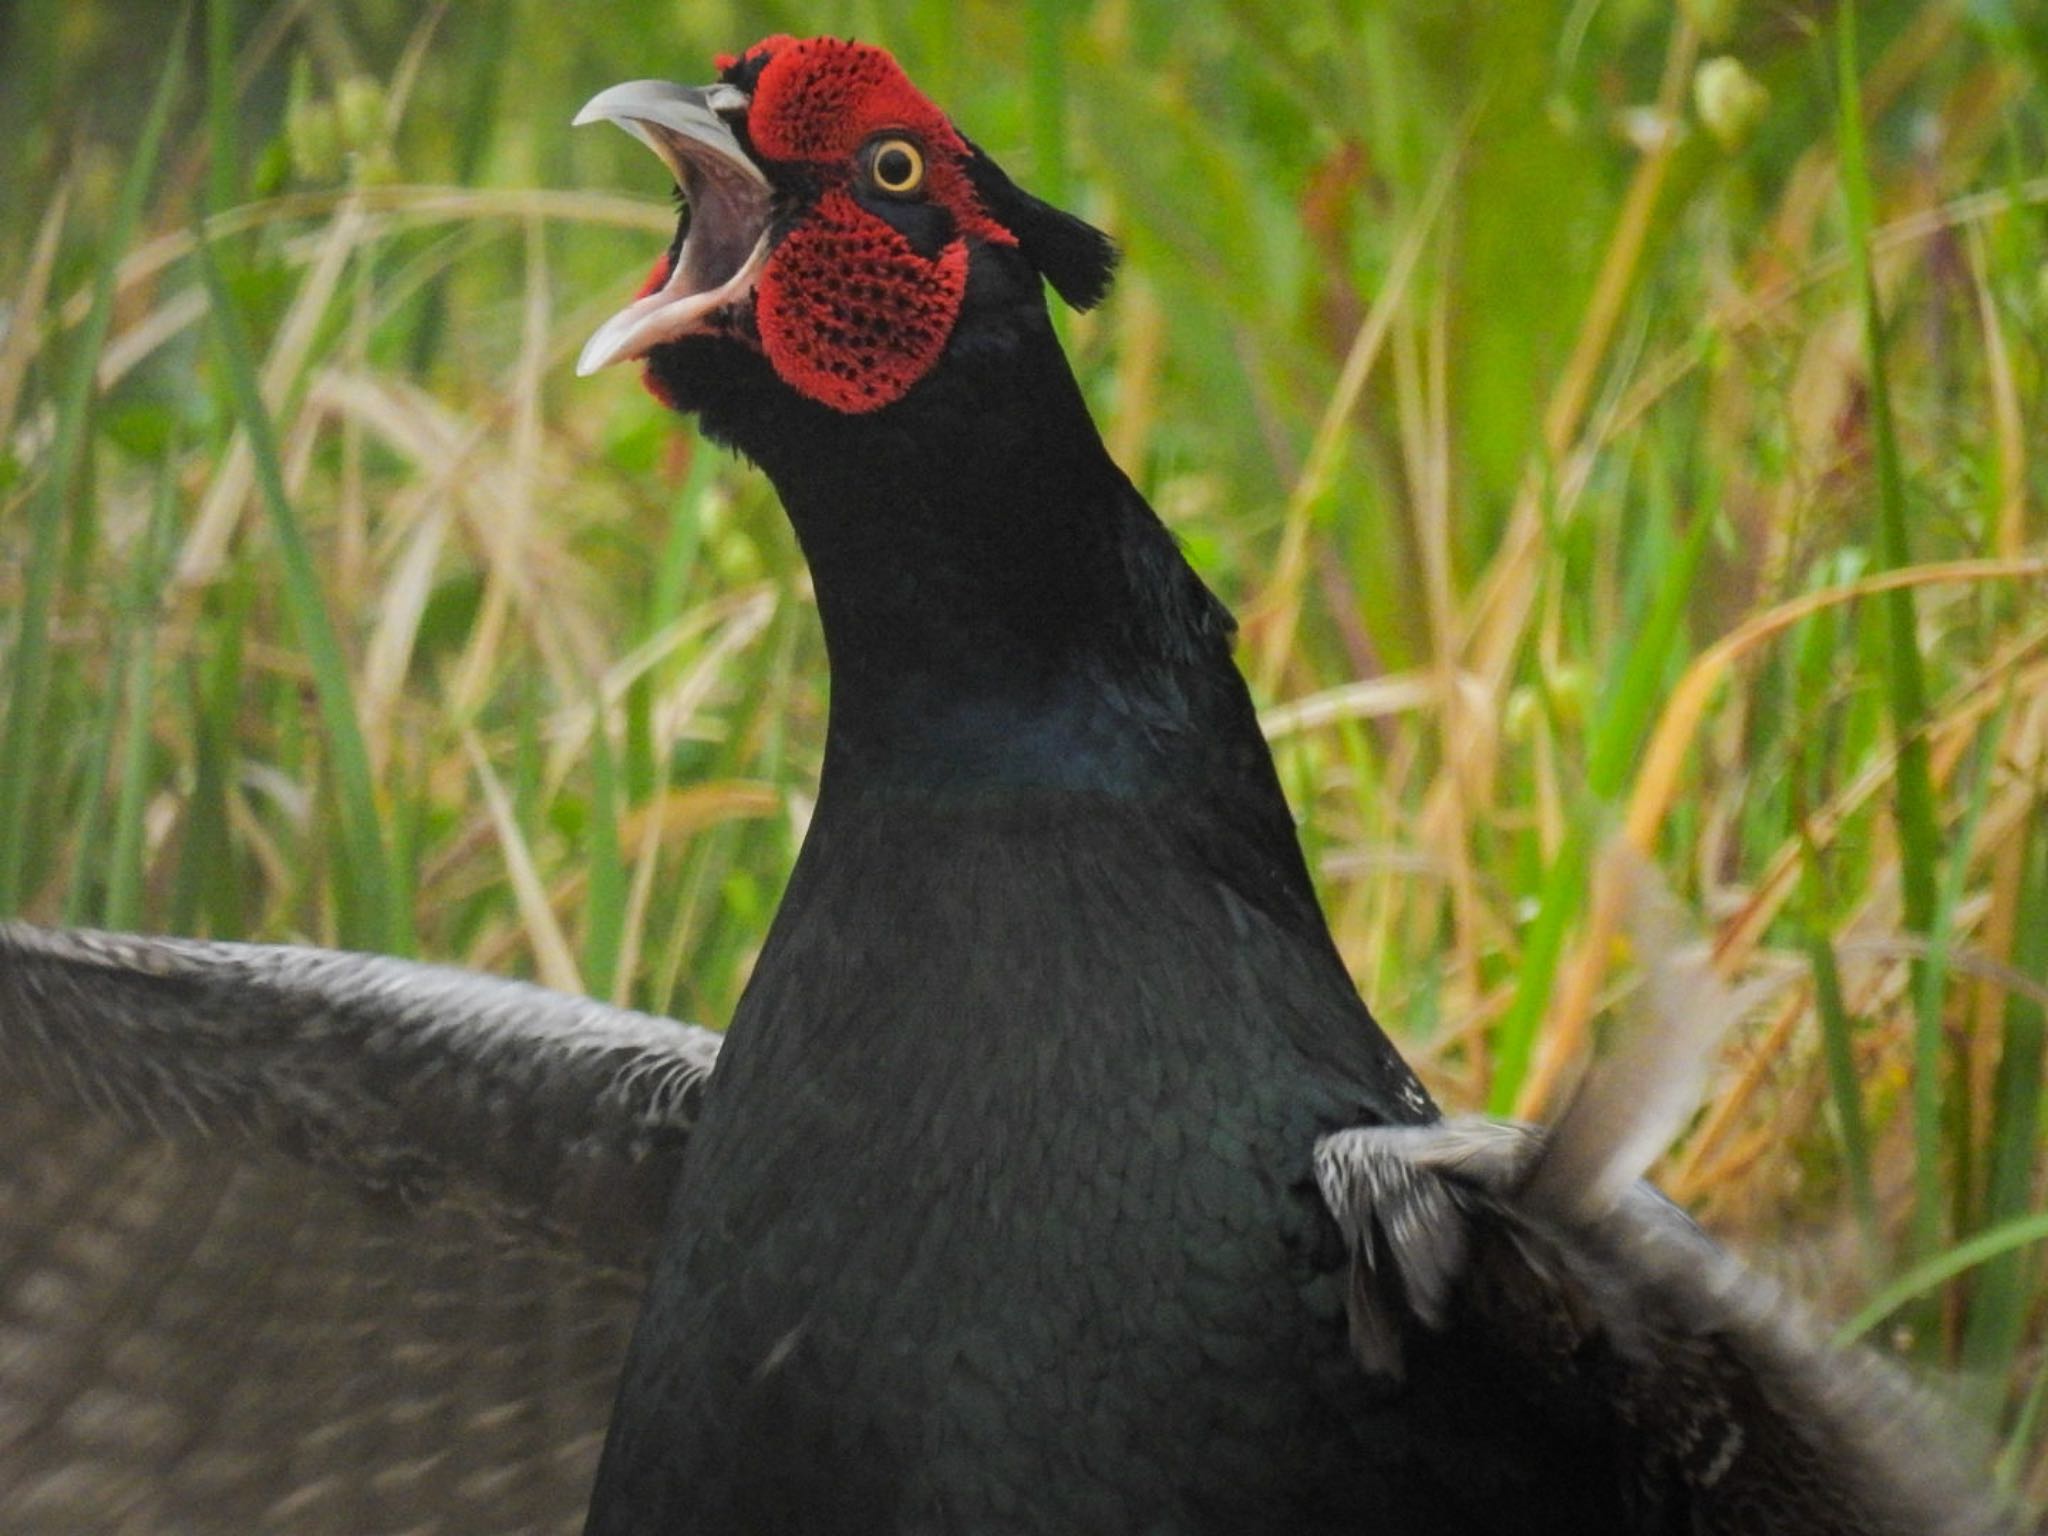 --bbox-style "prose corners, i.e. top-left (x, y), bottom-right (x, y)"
top-left (750, 313), bottom-right (1268, 814)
